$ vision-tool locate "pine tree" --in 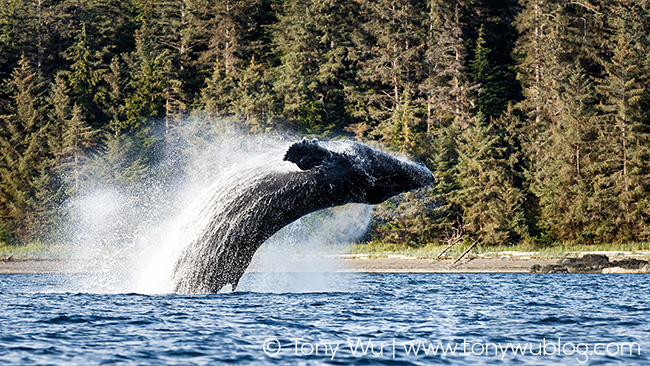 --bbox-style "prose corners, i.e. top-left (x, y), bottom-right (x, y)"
top-left (534, 62), bottom-right (598, 242)
top-left (65, 23), bottom-right (106, 128)
top-left (592, 1), bottom-right (650, 242)
top-left (97, 57), bottom-right (127, 137)
top-left (468, 24), bottom-right (509, 119)
top-left (350, 0), bottom-right (427, 151)
top-left (271, 0), bottom-right (361, 134)
top-left (452, 110), bottom-right (527, 245)
top-left (0, 57), bottom-right (54, 243)
top-left (419, 0), bottom-right (471, 133)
